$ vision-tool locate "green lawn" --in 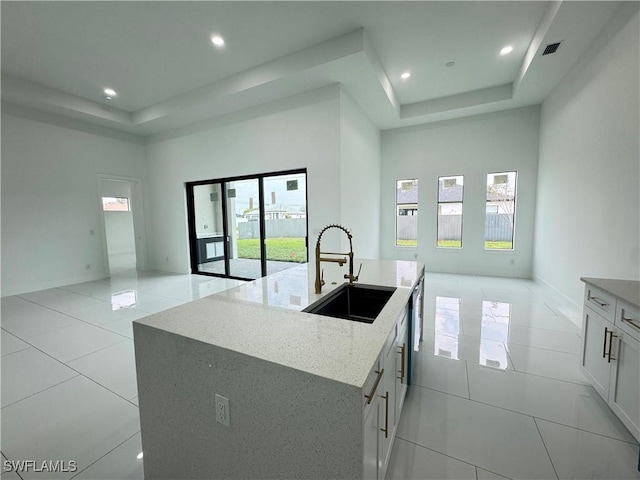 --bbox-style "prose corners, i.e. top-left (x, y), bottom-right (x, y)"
top-left (485, 241), bottom-right (513, 250)
top-left (436, 240), bottom-right (513, 249)
top-left (396, 239), bottom-right (417, 247)
top-left (237, 237), bottom-right (307, 262)
top-left (437, 239), bottom-right (462, 248)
